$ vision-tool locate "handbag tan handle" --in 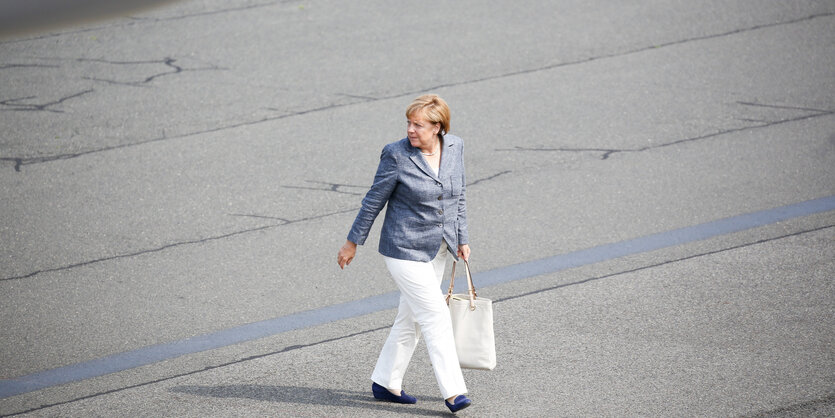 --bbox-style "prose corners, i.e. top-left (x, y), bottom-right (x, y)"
top-left (446, 259), bottom-right (478, 311)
